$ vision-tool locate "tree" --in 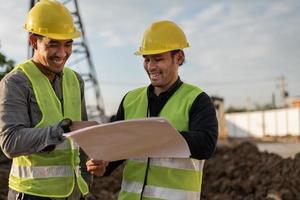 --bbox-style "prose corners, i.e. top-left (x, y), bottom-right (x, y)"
top-left (0, 51), bottom-right (15, 80)
top-left (0, 50), bottom-right (15, 161)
